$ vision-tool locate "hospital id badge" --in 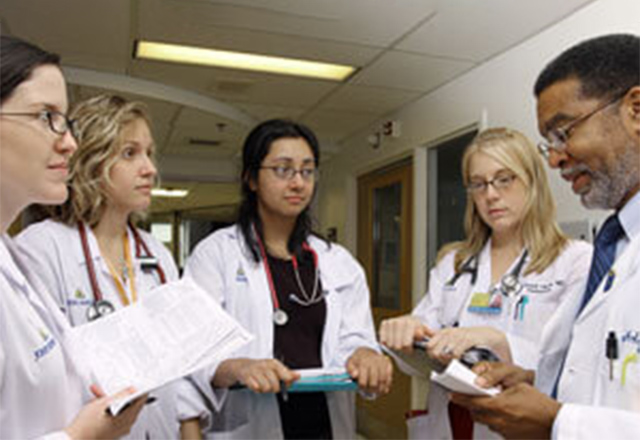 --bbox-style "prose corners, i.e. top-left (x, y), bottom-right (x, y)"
top-left (467, 291), bottom-right (502, 315)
